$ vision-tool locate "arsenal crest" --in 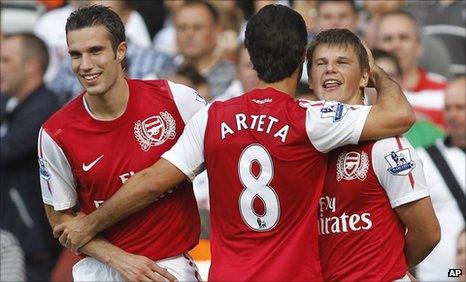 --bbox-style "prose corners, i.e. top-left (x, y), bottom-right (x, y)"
top-left (134, 112), bottom-right (176, 151)
top-left (336, 151), bottom-right (369, 181)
